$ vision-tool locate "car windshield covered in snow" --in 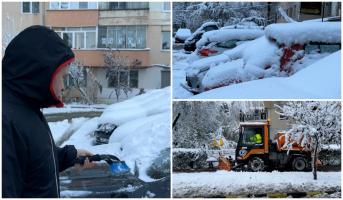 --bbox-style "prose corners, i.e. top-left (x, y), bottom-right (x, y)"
top-left (181, 22), bottom-right (341, 94)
